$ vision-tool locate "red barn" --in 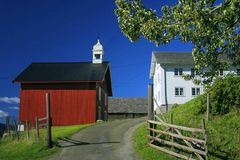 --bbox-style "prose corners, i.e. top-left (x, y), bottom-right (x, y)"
top-left (13, 40), bottom-right (112, 126)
